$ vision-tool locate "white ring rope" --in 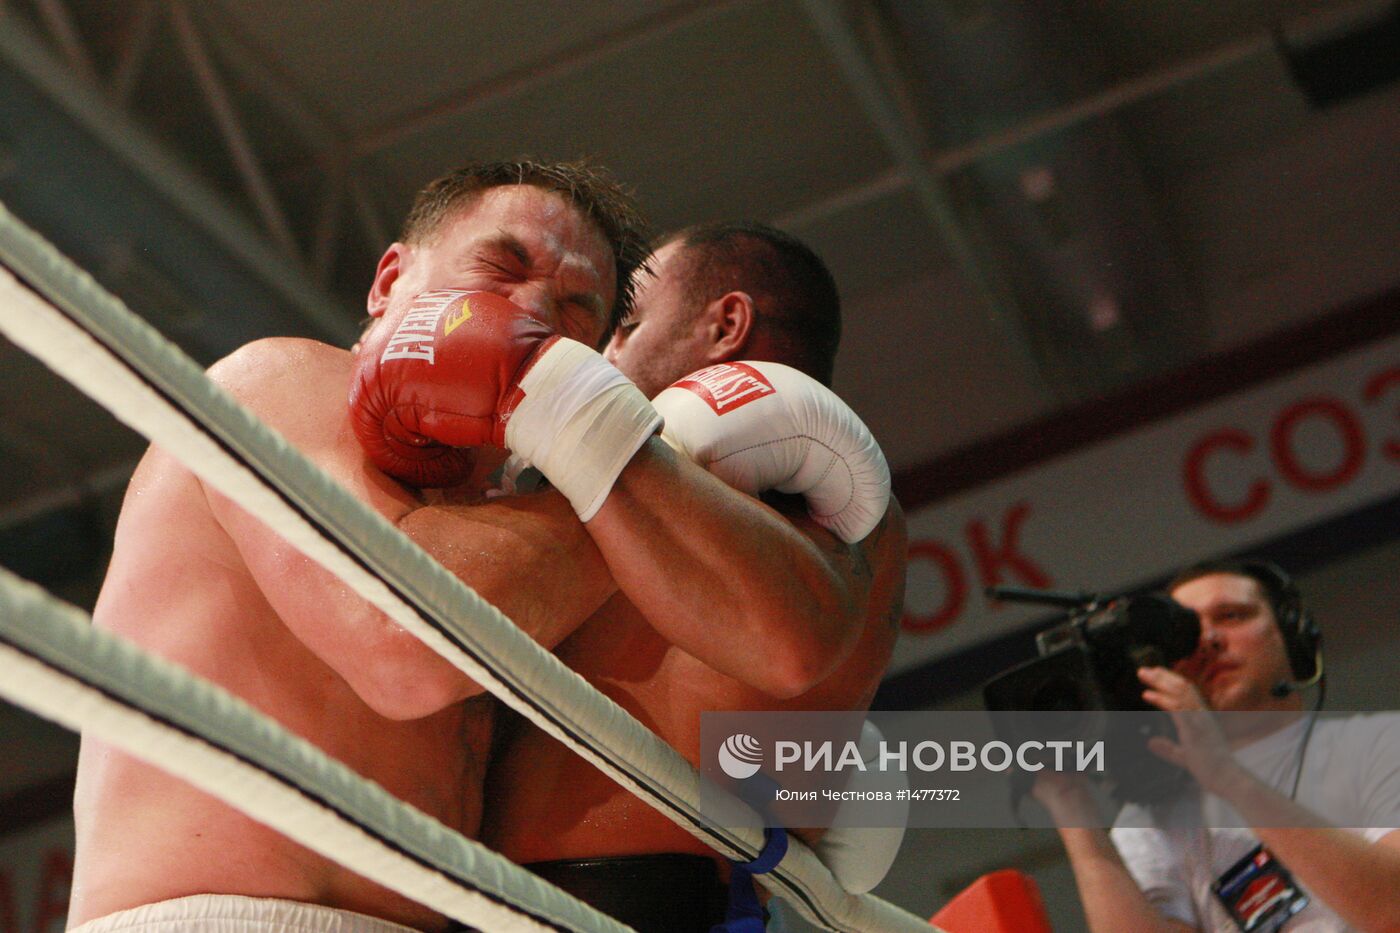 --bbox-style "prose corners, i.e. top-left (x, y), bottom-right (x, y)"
top-left (0, 568), bottom-right (630, 933)
top-left (0, 200), bottom-right (936, 933)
